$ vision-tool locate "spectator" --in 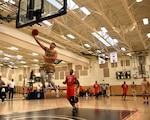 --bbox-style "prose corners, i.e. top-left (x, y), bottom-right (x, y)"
top-left (94, 81), bottom-right (100, 100)
top-left (8, 79), bottom-right (15, 100)
top-left (106, 84), bottom-right (111, 97)
top-left (0, 76), bottom-right (5, 100)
